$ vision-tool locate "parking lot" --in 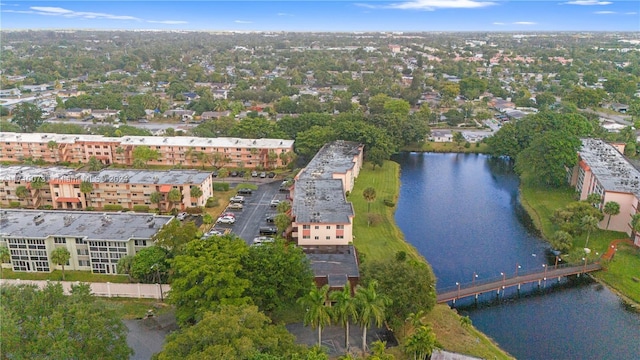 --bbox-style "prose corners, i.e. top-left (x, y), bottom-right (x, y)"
top-left (214, 180), bottom-right (289, 244)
